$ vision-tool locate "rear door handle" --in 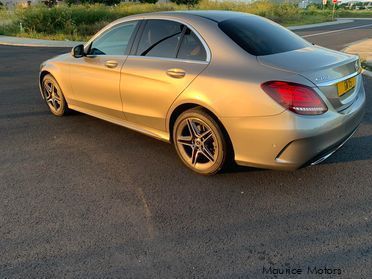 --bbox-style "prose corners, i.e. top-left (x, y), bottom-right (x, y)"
top-left (105, 60), bottom-right (118, 68)
top-left (166, 68), bottom-right (186, 79)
